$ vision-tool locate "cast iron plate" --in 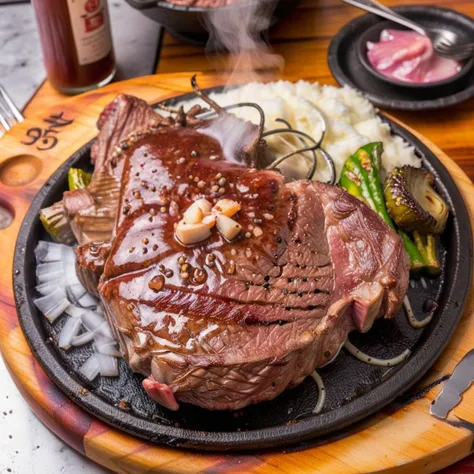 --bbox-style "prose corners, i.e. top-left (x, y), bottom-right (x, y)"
top-left (13, 89), bottom-right (473, 451)
top-left (328, 6), bottom-right (474, 111)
